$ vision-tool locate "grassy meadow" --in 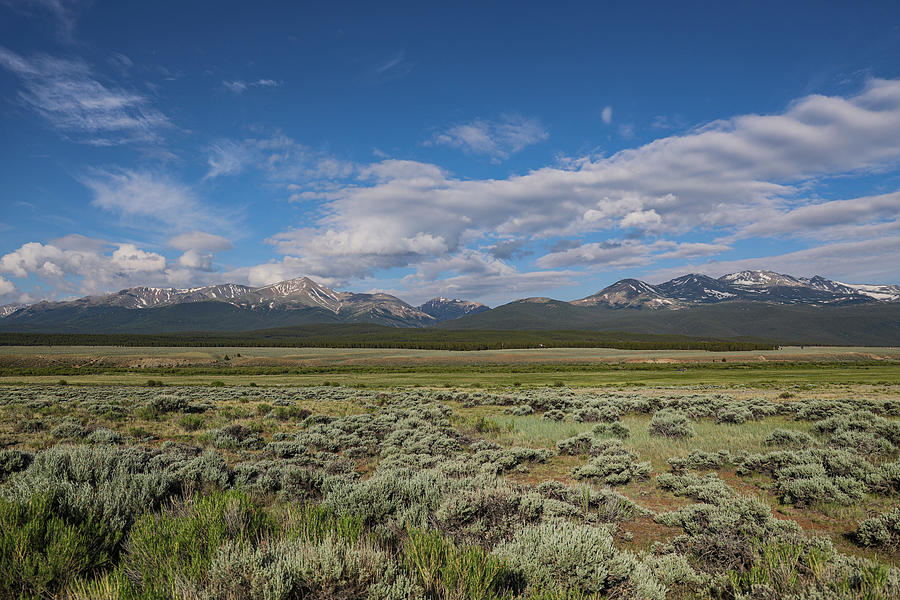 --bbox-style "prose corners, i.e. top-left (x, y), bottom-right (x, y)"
top-left (0, 348), bottom-right (898, 598)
